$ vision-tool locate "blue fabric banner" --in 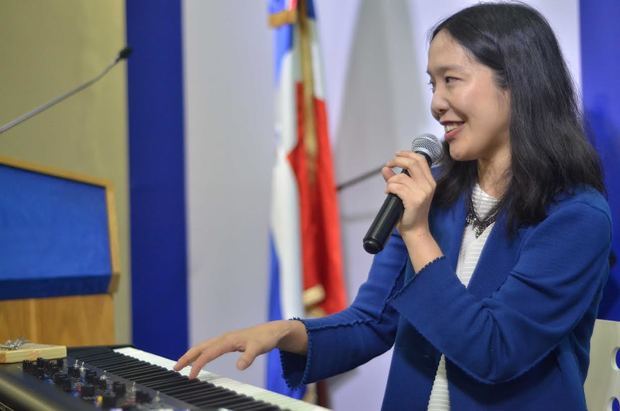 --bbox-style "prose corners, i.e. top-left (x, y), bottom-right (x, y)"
top-left (580, 0), bottom-right (620, 321)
